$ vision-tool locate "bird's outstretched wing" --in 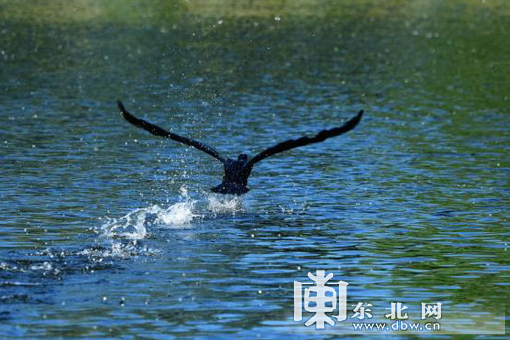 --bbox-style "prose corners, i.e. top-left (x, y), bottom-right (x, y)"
top-left (117, 100), bottom-right (225, 163)
top-left (247, 110), bottom-right (363, 166)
